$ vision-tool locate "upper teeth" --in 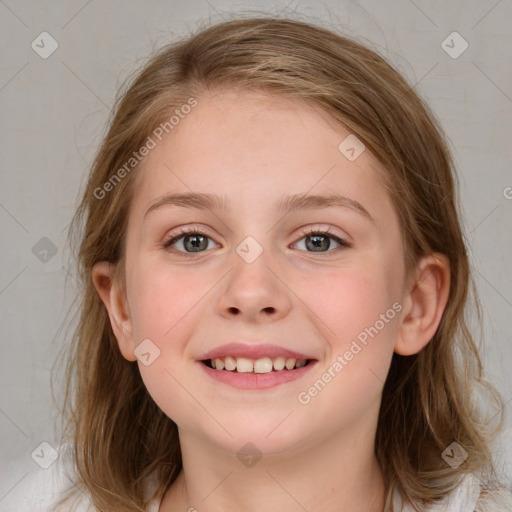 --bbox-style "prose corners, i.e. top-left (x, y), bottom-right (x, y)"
top-left (210, 356), bottom-right (307, 373)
